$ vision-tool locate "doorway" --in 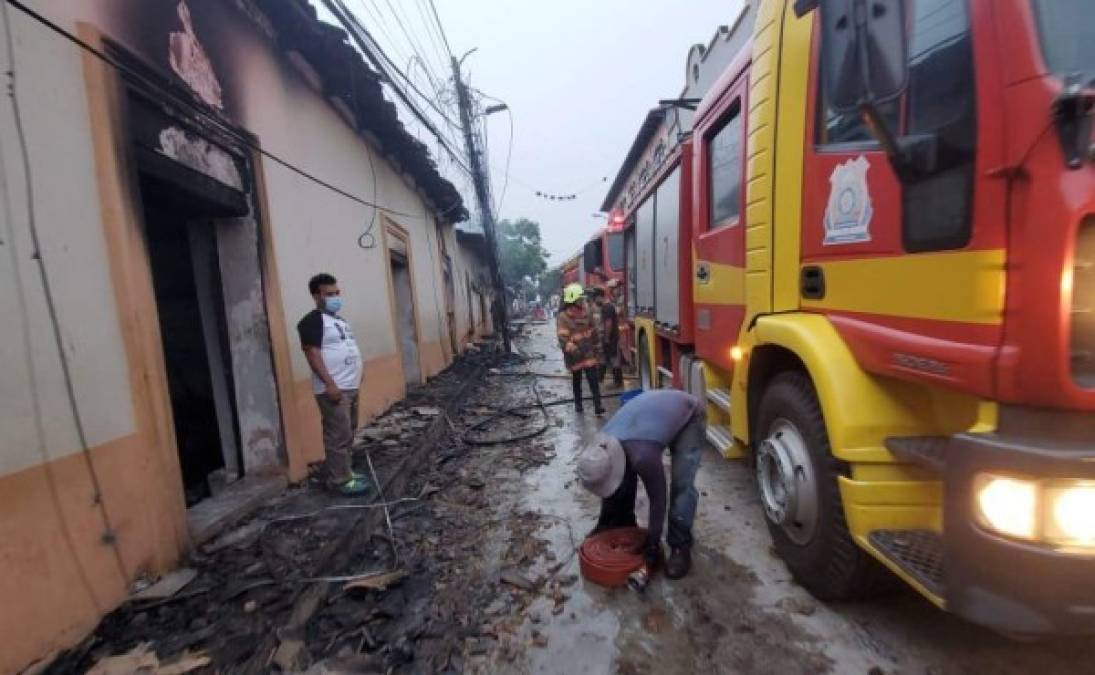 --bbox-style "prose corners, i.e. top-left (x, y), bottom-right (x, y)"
top-left (388, 242), bottom-right (422, 387)
top-left (442, 254), bottom-right (458, 356)
top-left (140, 175), bottom-right (241, 505)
